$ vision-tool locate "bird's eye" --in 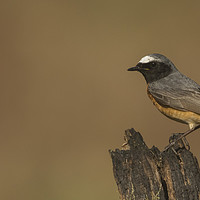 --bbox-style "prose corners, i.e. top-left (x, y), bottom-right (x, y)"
top-left (151, 62), bottom-right (156, 67)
